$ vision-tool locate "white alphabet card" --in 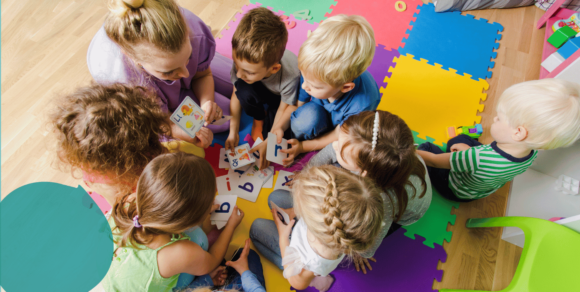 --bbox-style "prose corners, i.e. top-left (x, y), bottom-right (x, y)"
top-left (216, 174), bottom-right (239, 196)
top-left (210, 195), bottom-right (238, 222)
top-left (219, 148), bottom-right (230, 169)
top-left (236, 165), bottom-right (274, 202)
top-left (227, 144), bottom-right (256, 169)
top-left (170, 96), bottom-right (205, 139)
top-left (274, 170), bottom-right (294, 191)
top-left (266, 132), bottom-right (288, 165)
